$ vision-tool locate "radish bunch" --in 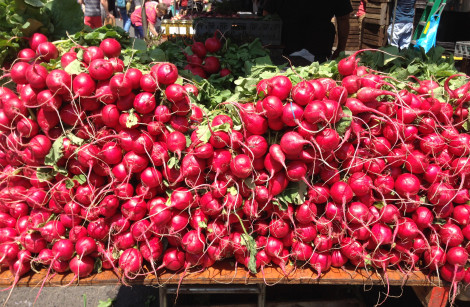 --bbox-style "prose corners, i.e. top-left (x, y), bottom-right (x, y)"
top-left (1, 35), bottom-right (470, 306)
top-left (182, 32), bottom-right (230, 79)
